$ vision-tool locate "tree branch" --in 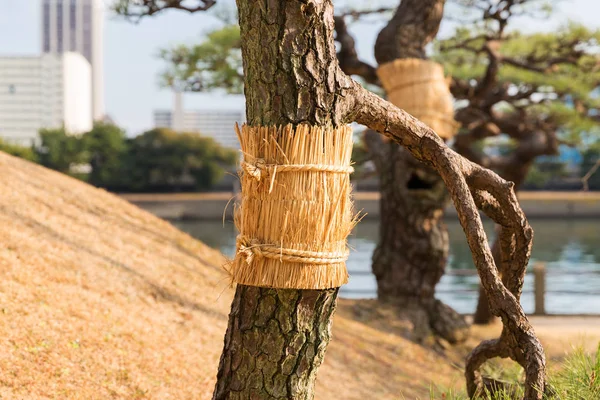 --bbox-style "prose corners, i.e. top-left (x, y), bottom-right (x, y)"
top-left (114, 0), bottom-right (216, 20)
top-left (333, 16), bottom-right (380, 86)
top-left (337, 7), bottom-right (394, 20)
top-left (346, 79), bottom-right (546, 399)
